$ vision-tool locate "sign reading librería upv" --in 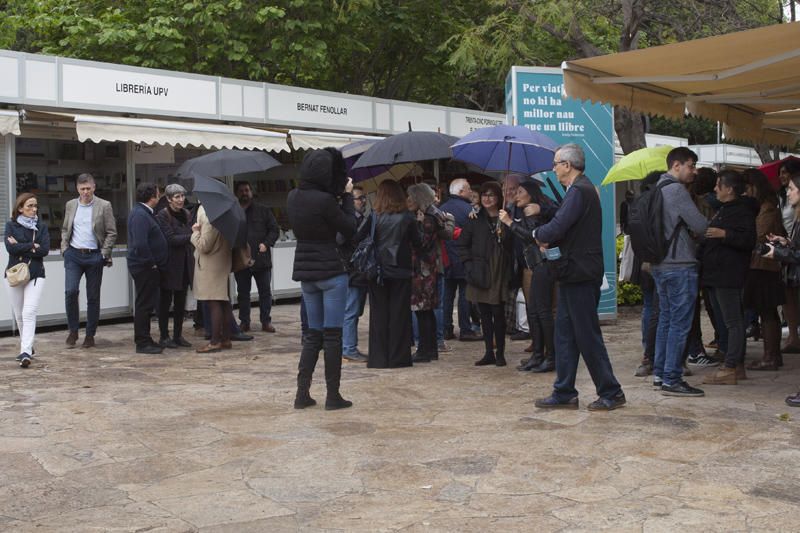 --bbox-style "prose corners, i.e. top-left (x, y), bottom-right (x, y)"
top-left (62, 63), bottom-right (218, 116)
